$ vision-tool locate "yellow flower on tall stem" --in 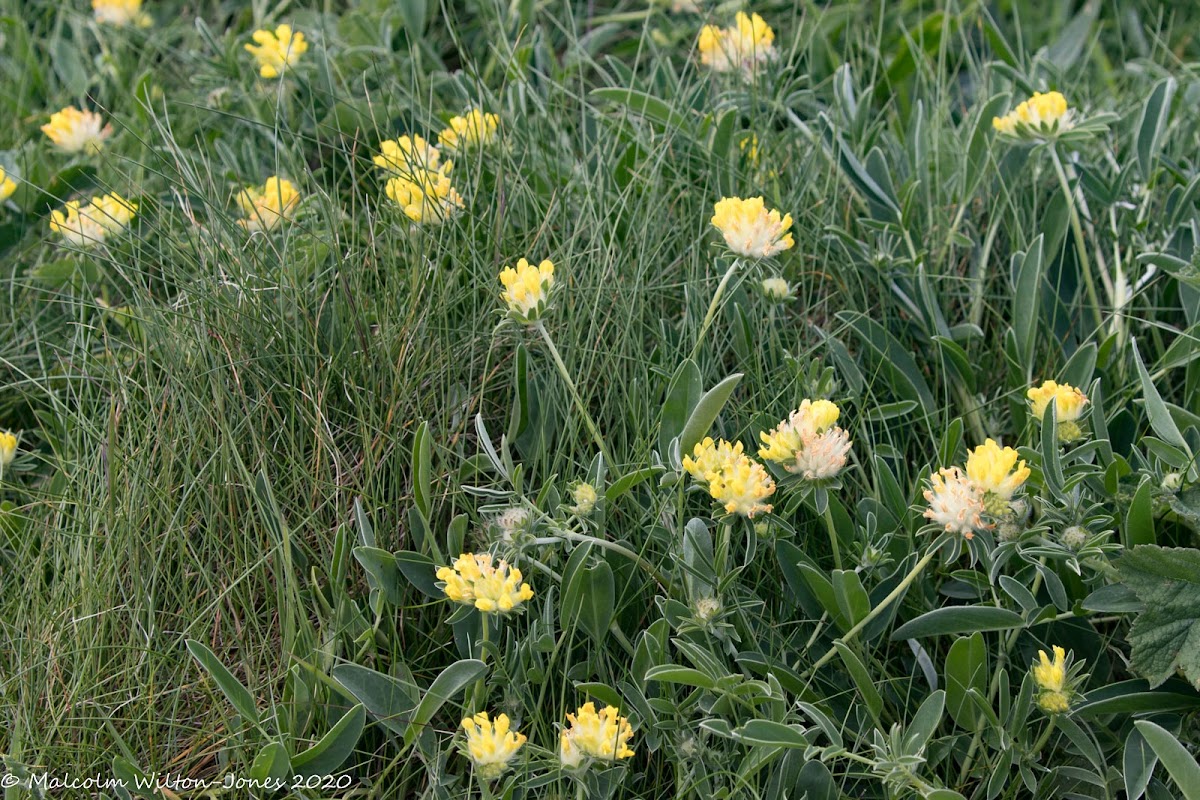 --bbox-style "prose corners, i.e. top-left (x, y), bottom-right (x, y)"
top-left (710, 196), bottom-right (794, 259)
top-left (460, 712), bottom-right (525, 779)
top-left (245, 24), bottom-right (307, 79)
top-left (49, 193), bottom-right (137, 247)
top-left (698, 12), bottom-right (777, 78)
top-left (236, 176), bottom-right (300, 232)
top-left (435, 553), bottom-right (534, 614)
top-left (1028, 380), bottom-right (1088, 442)
top-left (499, 258), bottom-right (555, 325)
top-left (992, 91), bottom-right (1074, 139)
top-left (42, 107), bottom-right (113, 154)
top-left (559, 702), bottom-right (635, 769)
